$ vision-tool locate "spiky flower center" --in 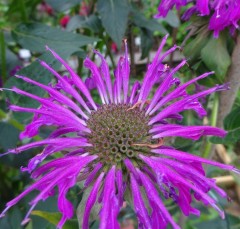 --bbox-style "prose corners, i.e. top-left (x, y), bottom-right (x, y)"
top-left (87, 104), bottom-right (152, 167)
